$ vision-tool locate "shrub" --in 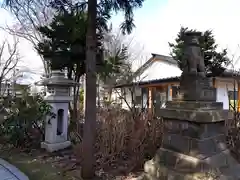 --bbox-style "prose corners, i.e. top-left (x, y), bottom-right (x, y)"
top-left (74, 107), bottom-right (163, 171)
top-left (0, 89), bottom-right (54, 148)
